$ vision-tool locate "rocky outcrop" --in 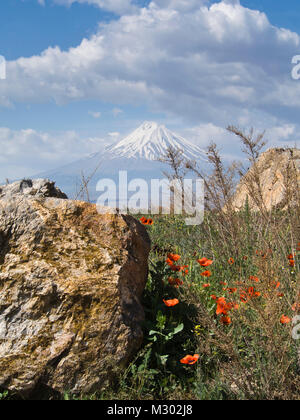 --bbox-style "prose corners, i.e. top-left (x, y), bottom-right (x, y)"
top-left (0, 178), bottom-right (68, 200)
top-left (231, 148), bottom-right (300, 211)
top-left (0, 180), bottom-right (150, 396)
